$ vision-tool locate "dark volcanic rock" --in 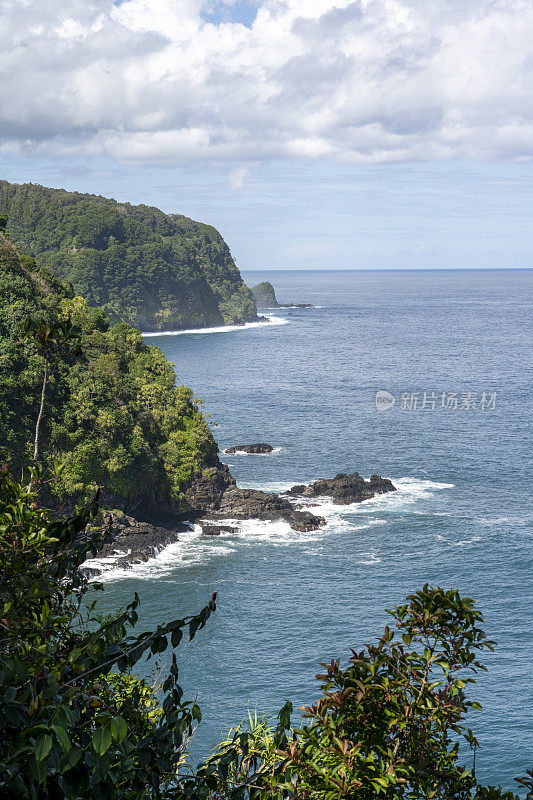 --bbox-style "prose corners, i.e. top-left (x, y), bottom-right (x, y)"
top-left (285, 472), bottom-right (396, 505)
top-left (183, 464), bottom-right (325, 532)
top-left (183, 463), bottom-right (236, 513)
top-left (200, 522), bottom-right (238, 536)
top-left (81, 467), bottom-right (394, 577)
top-left (224, 443), bottom-right (274, 454)
top-left (278, 302), bottom-right (314, 308)
top-left (211, 486), bottom-right (325, 532)
top-left (80, 511), bottom-right (188, 577)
